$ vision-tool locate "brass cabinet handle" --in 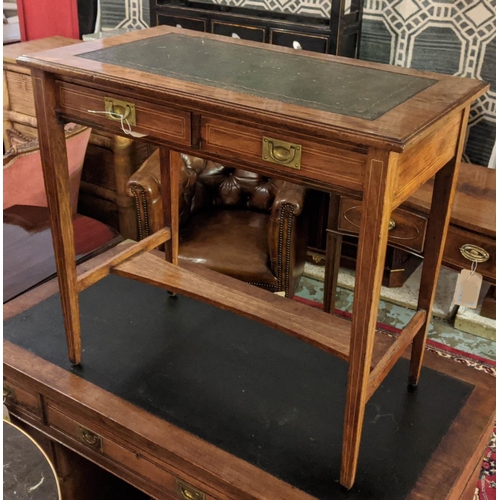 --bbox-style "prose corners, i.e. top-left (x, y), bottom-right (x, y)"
top-left (78, 426), bottom-right (103, 452)
top-left (460, 244), bottom-right (490, 263)
top-left (388, 218), bottom-right (396, 231)
top-left (176, 478), bottom-right (205, 500)
top-left (103, 97), bottom-right (137, 126)
top-left (262, 137), bottom-right (302, 170)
